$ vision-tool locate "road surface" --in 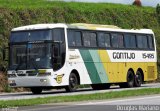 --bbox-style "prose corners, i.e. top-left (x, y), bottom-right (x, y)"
top-left (0, 83), bottom-right (160, 101)
top-left (12, 94), bottom-right (160, 111)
